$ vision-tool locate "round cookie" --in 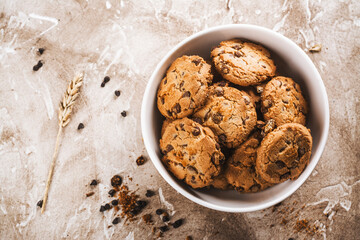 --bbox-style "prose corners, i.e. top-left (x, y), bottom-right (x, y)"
top-left (157, 55), bottom-right (213, 119)
top-left (160, 118), bottom-right (224, 188)
top-left (211, 39), bottom-right (276, 86)
top-left (261, 76), bottom-right (308, 126)
top-left (225, 133), bottom-right (272, 193)
top-left (256, 123), bottom-right (313, 184)
top-left (193, 86), bottom-right (257, 148)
